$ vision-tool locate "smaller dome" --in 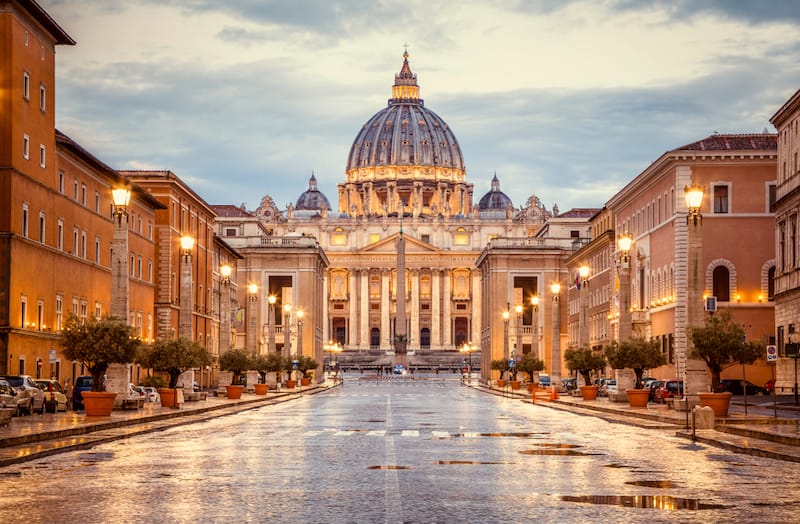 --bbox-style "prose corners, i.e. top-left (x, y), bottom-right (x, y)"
top-left (478, 174), bottom-right (512, 210)
top-left (295, 173), bottom-right (331, 211)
